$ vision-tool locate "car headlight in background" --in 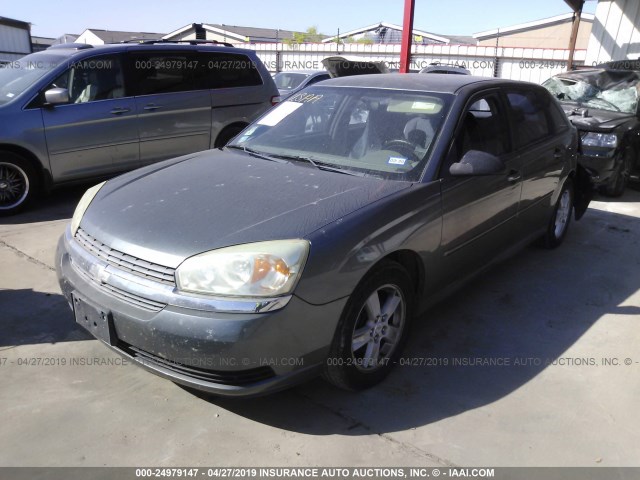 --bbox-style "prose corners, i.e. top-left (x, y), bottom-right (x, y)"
top-left (582, 132), bottom-right (618, 149)
top-left (70, 181), bottom-right (106, 236)
top-left (176, 240), bottom-right (310, 297)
